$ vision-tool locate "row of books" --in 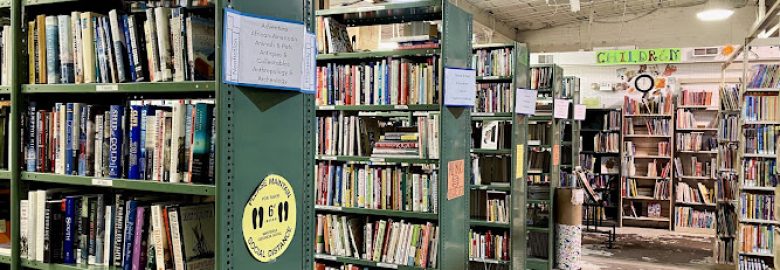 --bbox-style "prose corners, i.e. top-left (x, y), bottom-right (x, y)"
top-left (743, 159), bottom-right (777, 188)
top-left (675, 132), bottom-right (716, 152)
top-left (717, 173), bottom-right (737, 201)
top-left (529, 67), bottom-right (553, 90)
top-left (314, 215), bottom-right (439, 268)
top-left (315, 17), bottom-right (352, 54)
top-left (678, 90), bottom-right (714, 106)
top-left (738, 256), bottom-right (772, 270)
top-left (739, 193), bottom-right (775, 221)
top-left (526, 174), bottom-right (550, 185)
top-left (623, 202), bottom-right (665, 218)
top-left (528, 124), bottom-right (549, 145)
top-left (127, 1), bottom-right (214, 8)
top-left (473, 48), bottom-right (512, 77)
top-left (28, 9), bottom-right (214, 85)
top-left (716, 238), bottom-right (734, 264)
top-left (21, 190), bottom-right (214, 268)
top-left (719, 115), bottom-right (740, 141)
top-left (314, 162), bottom-right (438, 214)
top-left (315, 59), bottom-right (440, 106)
top-left (603, 111), bottom-right (622, 130)
top-left (24, 100), bottom-right (216, 184)
top-left (473, 121), bottom-right (511, 150)
top-left (527, 150), bottom-right (550, 174)
top-left (468, 230), bottom-right (509, 261)
top-left (747, 64), bottom-right (780, 89)
top-left (316, 113), bottom-right (440, 159)
top-left (474, 83), bottom-right (512, 113)
top-left (743, 124), bottom-right (779, 155)
top-left (676, 109), bottom-right (715, 129)
top-left (483, 196), bottom-right (509, 223)
top-left (580, 155), bottom-right (619, 175)
top-left (624, 118), bottom-right (671, 135)
top-left (624, 141), bottom-right (671, 157)
top-left (673, 156), bottom-right (716, 178)
top-left (592, 133), bottom-right (619, 153)
top-left (674, 207), bottom-right (715, 229)
top-left (471, 155), bottom-right (509, 185)
top-left (315, 263), bottom-right (366, 270)
top-left (623, 94), bottom-right (674, 115)
top-left (739, 224), bottom-right (774, 256)
top-left (721, 85), bottom-right (740, 111)
top-left (585, 174), bottom-right (616, 190)
top-left (675, 182), bottom-right (713, 204)
top-left (743, 95), bottom-right (779, 122)
top-left (623, 178), bottom-right (670, 199)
